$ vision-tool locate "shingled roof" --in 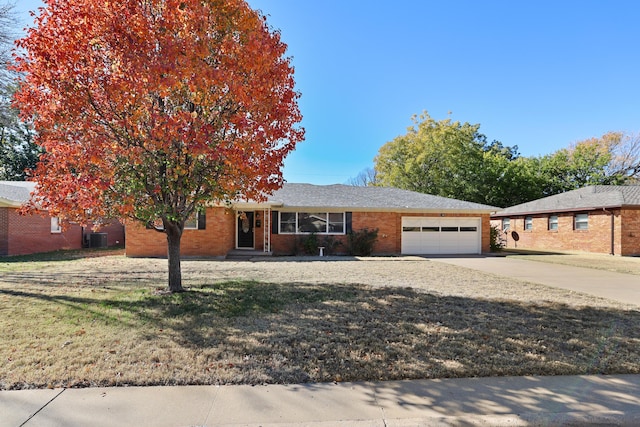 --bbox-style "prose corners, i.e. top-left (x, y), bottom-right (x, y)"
top-left (0, 181), bottom-right (36, 207)
top-left (492, 185), bottom-right (640, 217)
top-left (1, 181), bottom-right (497, 213)
top-left (265, 184), bottom-right (497, 212)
